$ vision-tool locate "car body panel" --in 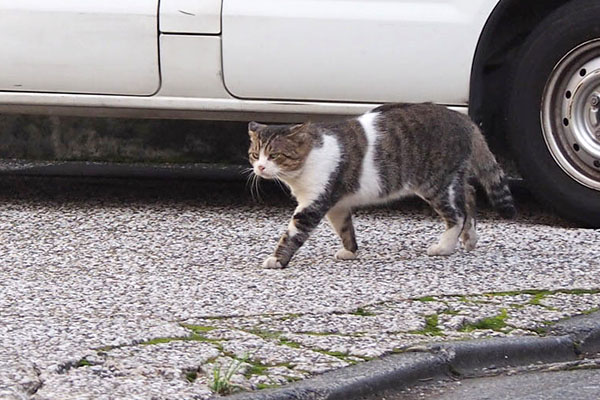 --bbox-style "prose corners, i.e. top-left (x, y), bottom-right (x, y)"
top-left (0, 0), bottom-right (160, 95)
top-left (0, 0), bottom-right (499, 119)
top-left (221, 0), bottom-right (499, 104)
top-left (158, 35), bottom-right (230, 98)
top-left (160, 0), bottom-right (222, 34)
